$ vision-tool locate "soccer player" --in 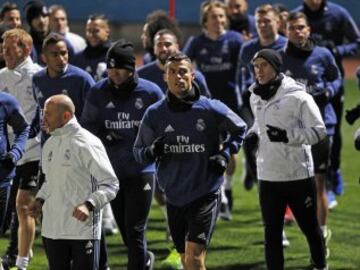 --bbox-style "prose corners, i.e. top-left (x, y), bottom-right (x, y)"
top-left (27, 94), bottom-right (119, 270)
top-left (134, 52), bottom-right (247, 270)
top-left (249, 49), bottom-right (327, 270)
top-left (294, 0), bottom-right (360, 202)
top-left (0, 2), bottom-right (22, 29)
top-left (0, 28), bottom-right (42, 270)
top-left (281, 11), bottom-right (342, 257)
top-left (183, 0), bottom-right (244, 218)
top-left (82, 39), bottom-right (163, 270)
